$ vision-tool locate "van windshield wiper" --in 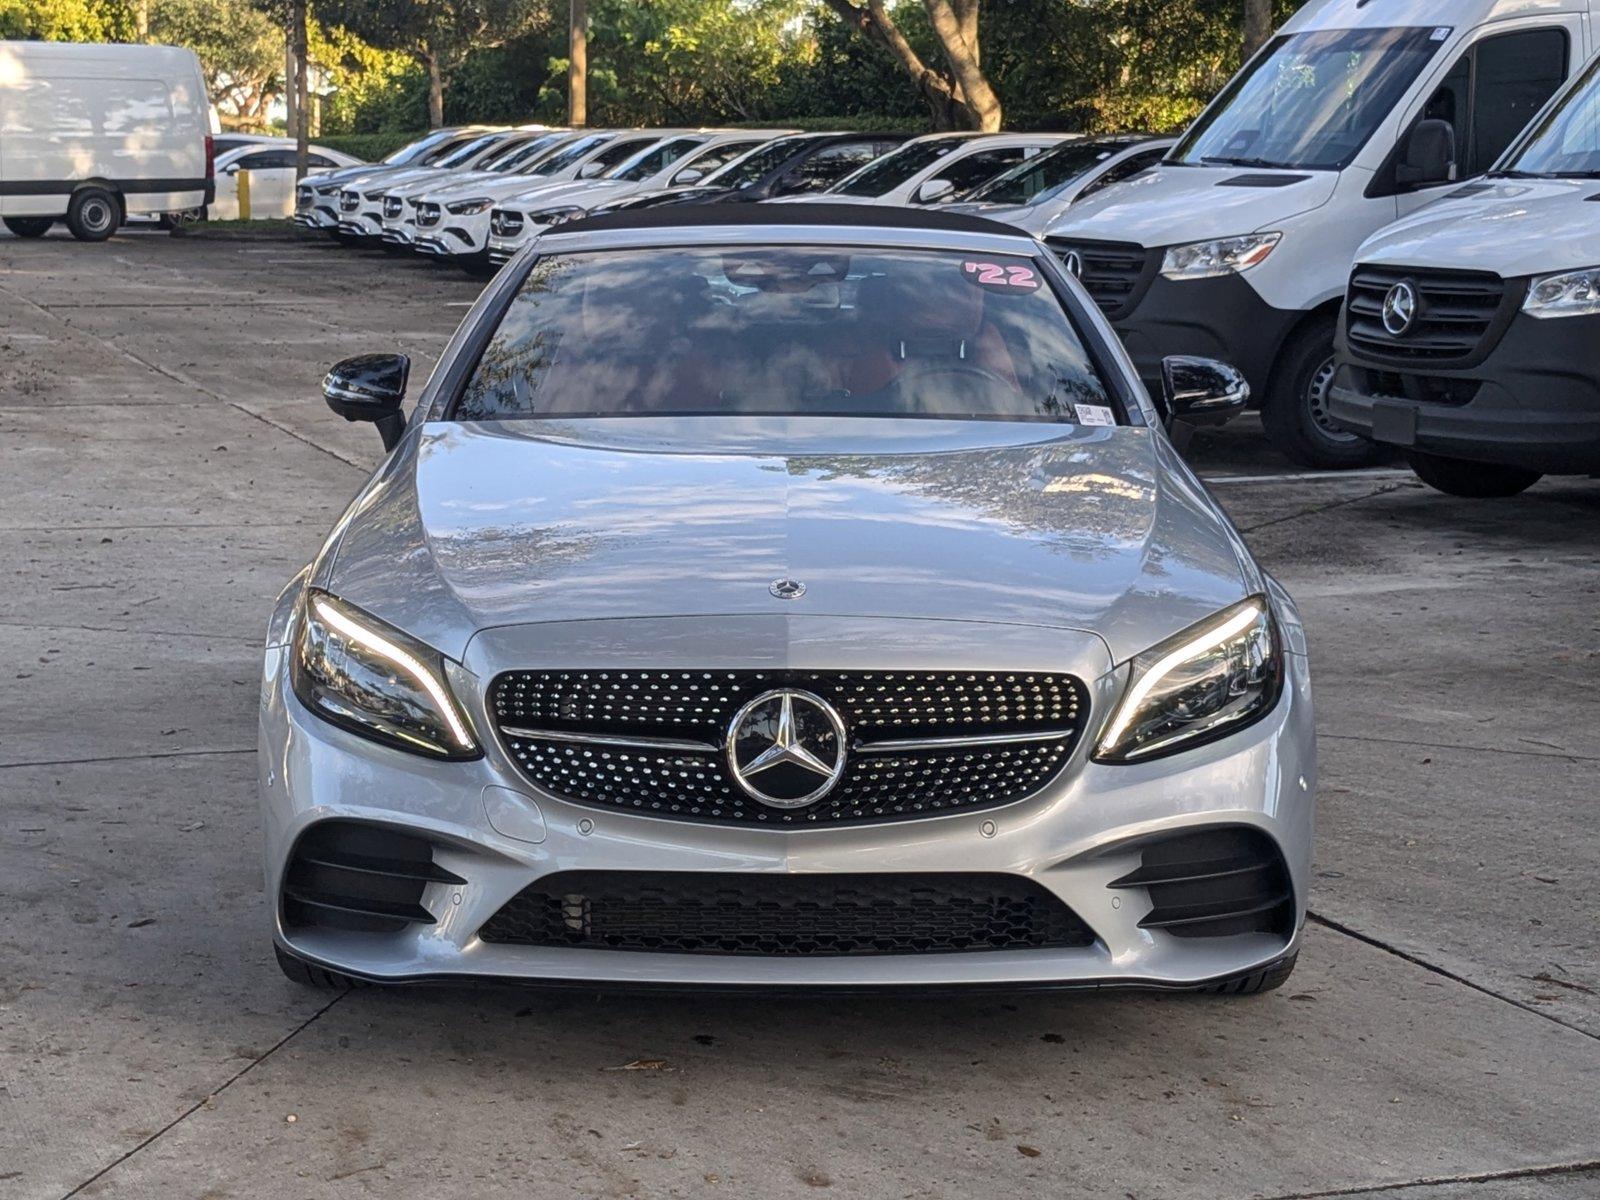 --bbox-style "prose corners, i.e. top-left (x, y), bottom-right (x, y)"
top-left (1198, 155), bottom-right (1300, 170)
